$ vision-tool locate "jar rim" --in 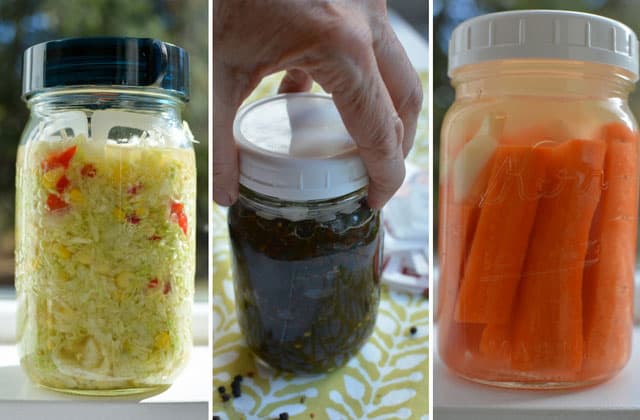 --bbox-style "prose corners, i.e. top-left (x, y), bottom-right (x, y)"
top-left (449, 58), bottom-right (638, 84)
top-left (24, 86), bottom-right (188, 104)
